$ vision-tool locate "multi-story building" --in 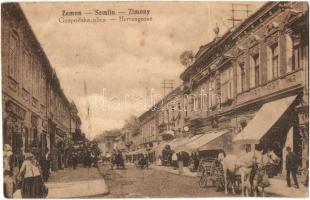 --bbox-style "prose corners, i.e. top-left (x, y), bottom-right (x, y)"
top-left (2, 3), bottom-right (82, 171)
top-left (180, 2), bottom-right (308, 170)
top-left (157, 86), bottom-right (188, 140)
top-left (139, 108), bottom-right (159, 149)
top-left (126, 2), bottom-right (308, 173)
